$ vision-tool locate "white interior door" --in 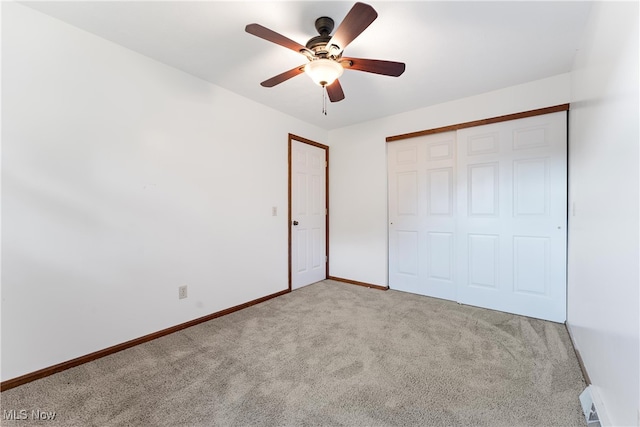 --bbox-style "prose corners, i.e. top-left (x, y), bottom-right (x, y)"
top-left (388, 131), bottom-right (458, 301)
top-left (388, 111), bottom-right (567, 322)
top-left (291, 139), bottom-right (327, 290)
